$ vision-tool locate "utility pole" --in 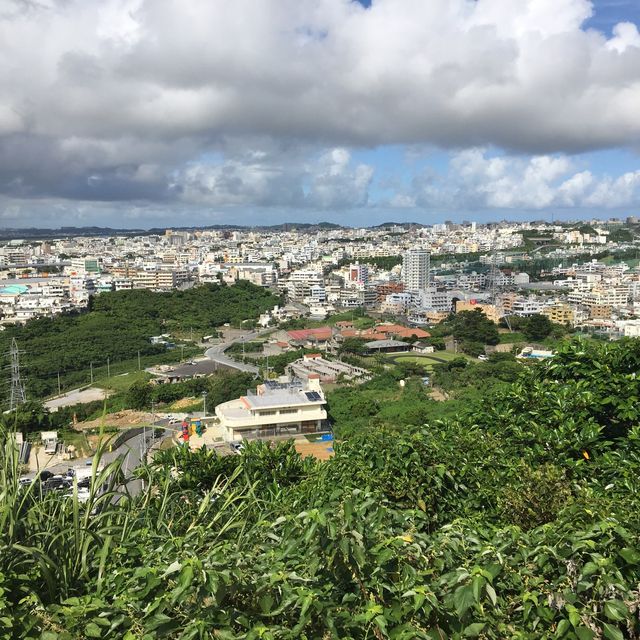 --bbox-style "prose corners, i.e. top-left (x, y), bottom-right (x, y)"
top-left (242, 337), bottom-right (245, 364)
top-left (180, 344), bottom-right (185, 361)
top-left (107, 357), bottom-right (110, 378)
top-left (90, 361), bottom-right (93, 385)
top-left (57, 371), bottom-right (61, 395)
top-left (9, 338), bottom-right (26, 411)
top-left (202, 391), bottom-right (207, 418)
top-left (137, 350), bottom-right (141, 371)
